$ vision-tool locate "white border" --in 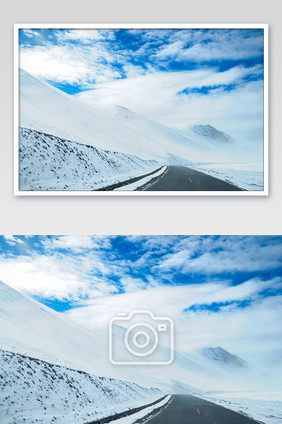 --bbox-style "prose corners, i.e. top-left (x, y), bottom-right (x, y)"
top-left (14, 23), bottom-right (269, 196)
